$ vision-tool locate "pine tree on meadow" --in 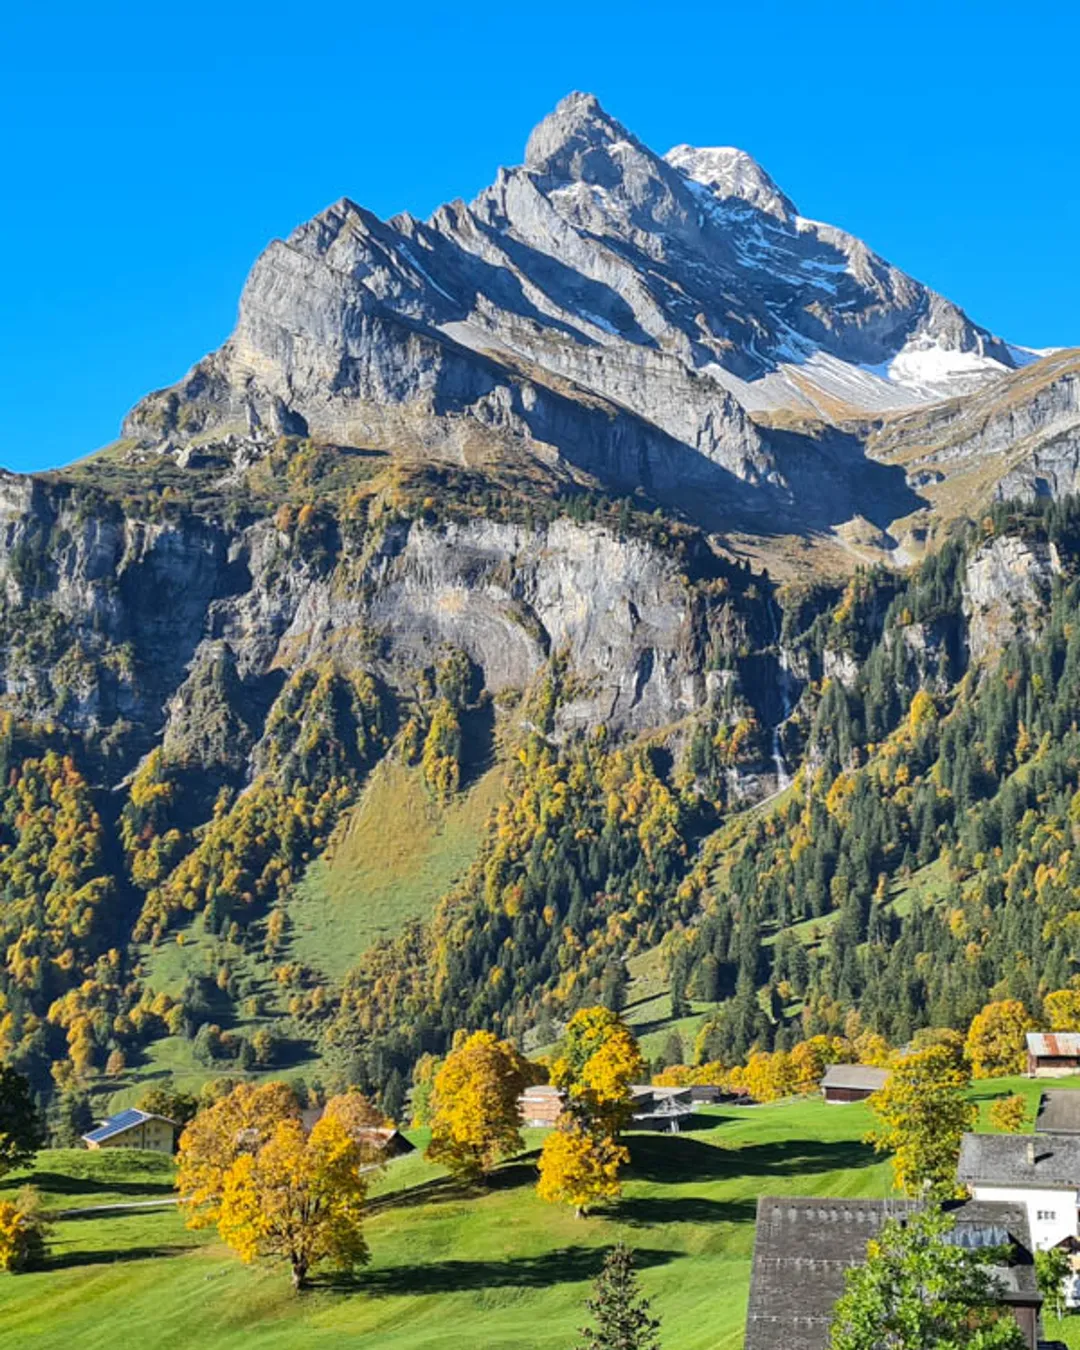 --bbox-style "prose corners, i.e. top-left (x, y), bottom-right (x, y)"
top-left (577, 1243), bottom-right (661, 1350)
